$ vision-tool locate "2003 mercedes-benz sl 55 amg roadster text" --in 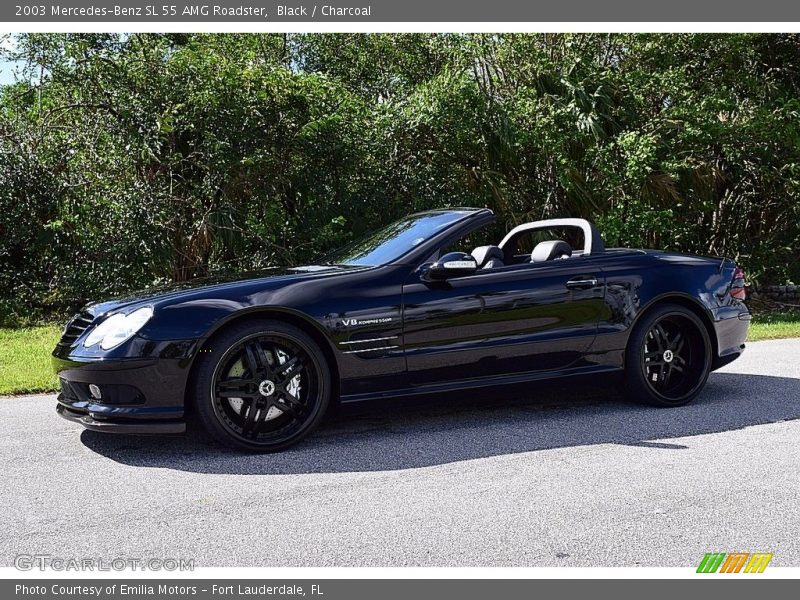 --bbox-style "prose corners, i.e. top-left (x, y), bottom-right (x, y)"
top-left (54, 208), bottom-right (750, 451)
